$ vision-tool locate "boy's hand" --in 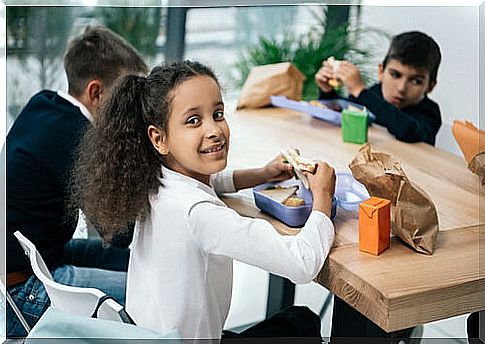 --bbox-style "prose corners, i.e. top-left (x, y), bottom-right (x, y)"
top-left (315, 60), bottom-right (336, 93)
top-left (333, 61), bottom-right (366, 98)
top-left (305, 161), bottom-right (336, 217)
top-left (262, 154), bottom-right (293, 183)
